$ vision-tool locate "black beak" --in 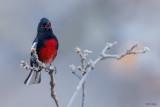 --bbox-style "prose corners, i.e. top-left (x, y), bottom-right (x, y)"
top-left (45, 22), bottom-right (51, 29)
